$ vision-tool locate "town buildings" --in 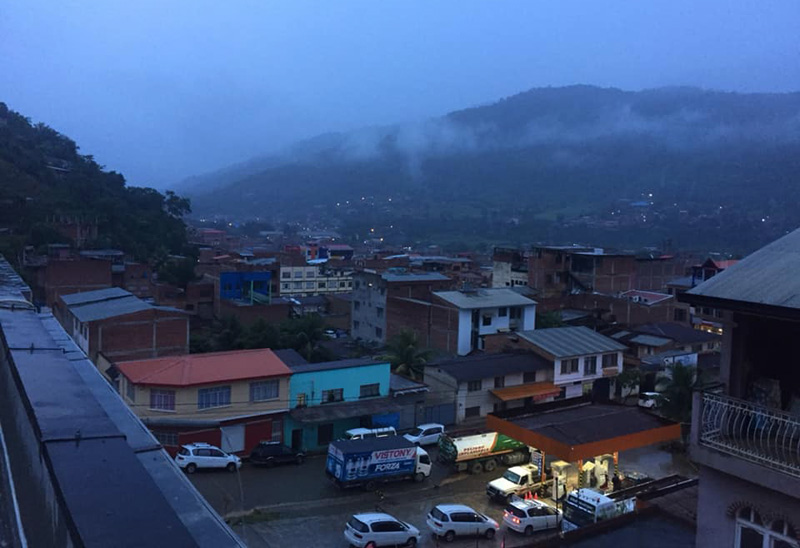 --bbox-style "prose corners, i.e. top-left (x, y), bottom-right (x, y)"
top-left (682, 229), bottom-right (800, 548)
top-left (54, 287), bottom-right (189, 365)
